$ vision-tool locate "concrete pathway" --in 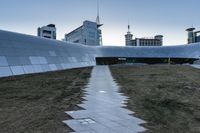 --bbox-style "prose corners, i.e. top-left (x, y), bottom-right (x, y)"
top-left (63, 66), bottom-right (146, 133)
